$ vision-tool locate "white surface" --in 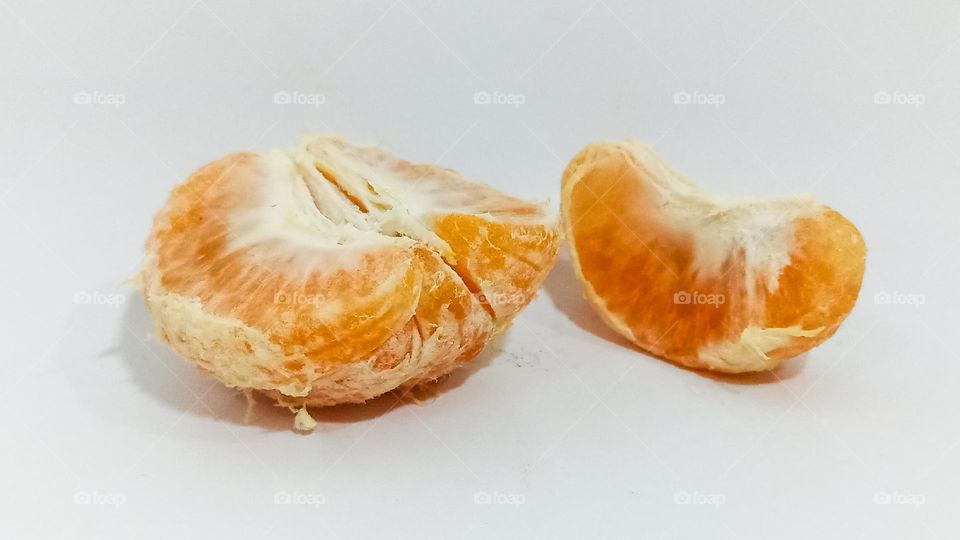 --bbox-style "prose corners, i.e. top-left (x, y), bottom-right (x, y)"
top-left (2, 1), bottom-right (959, 538)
